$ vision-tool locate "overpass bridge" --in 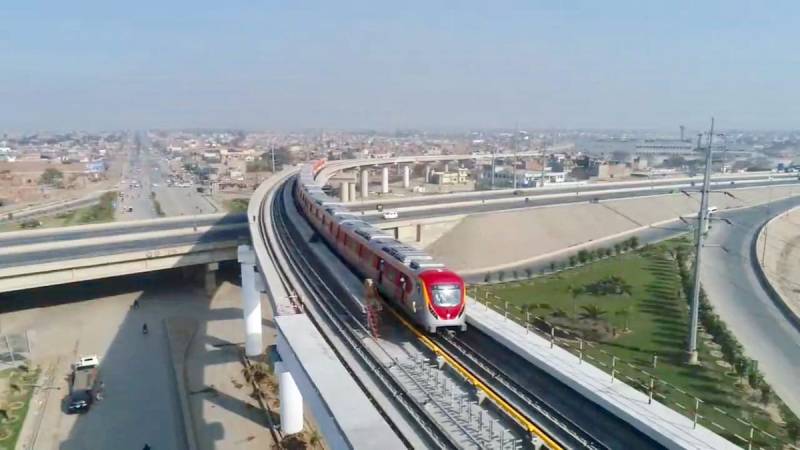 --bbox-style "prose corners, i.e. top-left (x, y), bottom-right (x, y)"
top-left (0, 214), bottom-right (248, 293)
